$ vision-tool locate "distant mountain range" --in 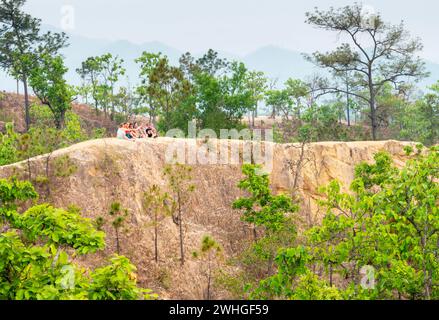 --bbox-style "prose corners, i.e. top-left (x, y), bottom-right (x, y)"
top-left (0, 25), bottom-right (438, 92)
